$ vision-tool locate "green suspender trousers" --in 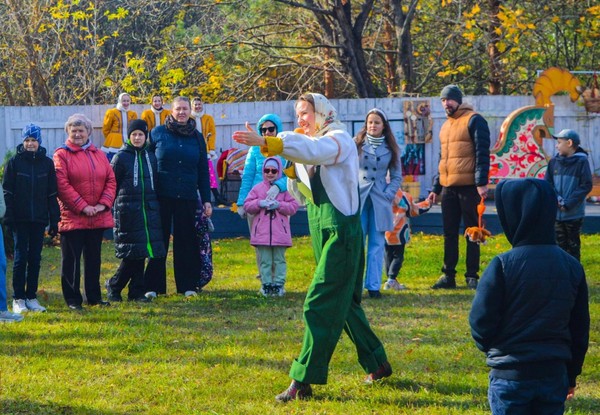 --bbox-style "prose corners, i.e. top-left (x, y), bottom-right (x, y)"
top-left (289, 167), bottom-right (388, 384)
